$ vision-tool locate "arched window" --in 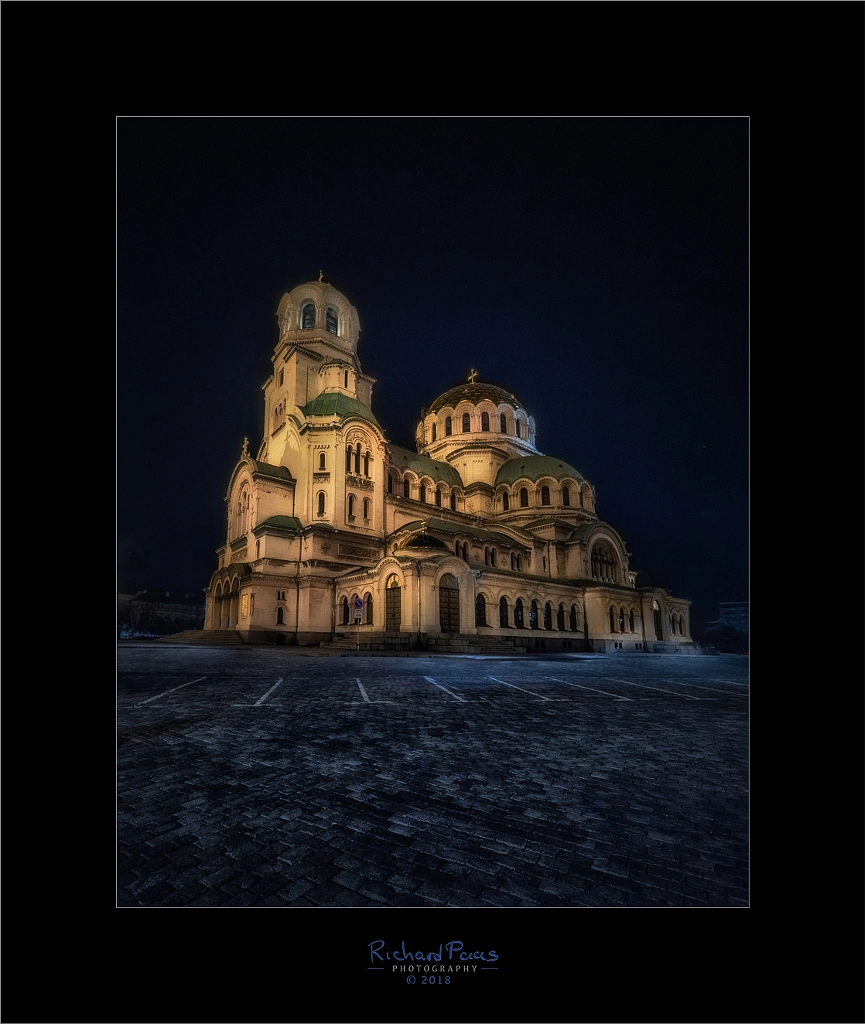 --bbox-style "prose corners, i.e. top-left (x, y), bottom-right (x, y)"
top-left (431, 422), bottom-right (437, 441)
top-left (484, 547), bottom-right (489, 565)
top-left (591, 542), bottom-right (617, 582)
top-left (619, 607), bottom-right (626, 632)
top-left (529, 600), bottom-right (539, 630)
top-left (319, 452), bottom-right (326, 471)
top-left (354, 443), bottom-right (361, 475)
top-left (481, 411), bottom-right (489, 431)
top-left (500, 413), bottom-right (507, 433)
top-left (420, 483), bottom-right (426, 503)
top-left (326, 306), bottom-right (338, 333)
top-left (363, 451), bottom-right (370, 476)
top-left (435, 489), bottom-right (441, 507)
top-left (462, 413), bottom-right (471, 432)
top-left (490, 549), bottom-right (496, 567)
top-left (541, 485), bottom-right (550, 506)
top-left (670, 615), bottom-right (677, 635)
top-left (609, 607), bottom-right (616, 632)
top-left (346, 445), bottom-right (353, 472)
top-left (363, 498), bottom-right (370, 519)
top-left (277, 606), bottom-right (285, 625)
top-left (388, 474), bottom-right (394, 494)
top-left (445, 416), bottom-right (452, 436)
top-left (629, 609), bottom-right (635, 632)
top-left (562, 487), bottom-right (570, 507)
top-left (502, 491), bottom-right (509, 512)
top-left (499, 597), bottom-right (508, 627)
top-left (515, 420), bottom-right (521, 438)
top-left (569, 605), bottom-right (578, 632)
top-left (520, 488), bottom-right (529, 508)
top-left (544, 602), bottom-right (552, 630)
top-left (475, 593), bottom-right (486, 627)
top-left (317, 492), bottom-right (326, 516)
top-left (348, 494), bottom-right (355, 517)
top-left (653, 599), bottom-right (663, 640)
top-left (557, 604), bottom-right (565, 630)
top-left (542, 557), bottom-right (547, 572)
top-left (365, 592), bottom-right (373, 625)
top-left (403, 478), bottom-right (410, 498)
top-left (301, 302), bottom-right (316, 329)
top-left (462, 542), bottom-right (469, 560)
top-left (514, 598), bottom-right (524, 629)
top-left (341, 596), bottom-right (350, 625)
top-left (450, 492), bottom-right (456, 511)
top-left (344, 370), bottom-right (349, 388)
